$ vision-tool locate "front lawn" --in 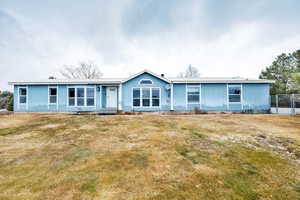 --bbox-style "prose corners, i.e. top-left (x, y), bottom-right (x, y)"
top-left (0, 114), bottom-right (299, 199)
